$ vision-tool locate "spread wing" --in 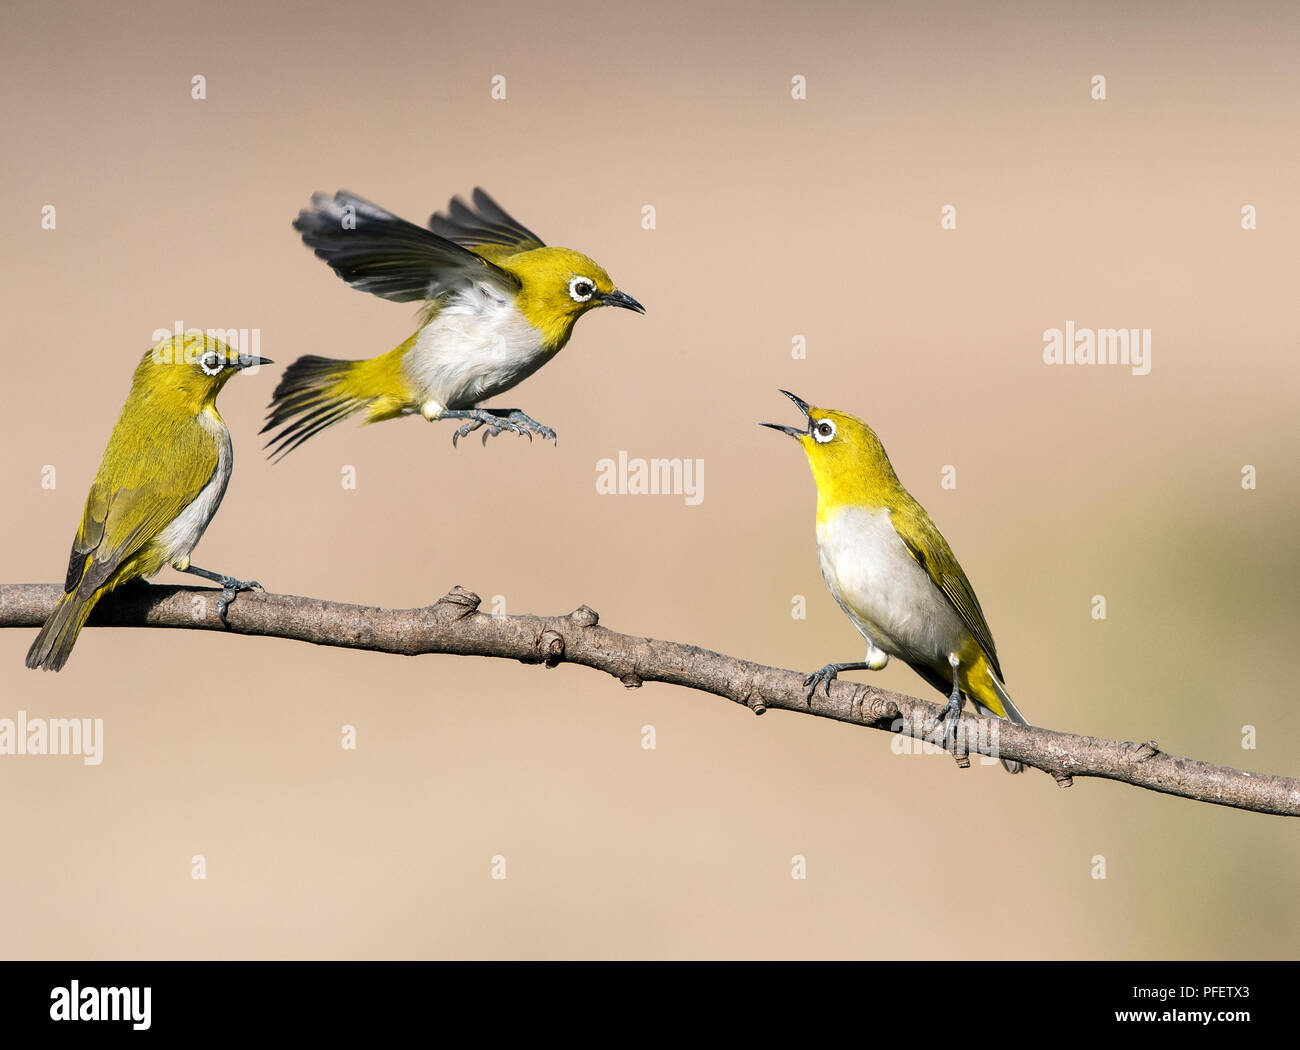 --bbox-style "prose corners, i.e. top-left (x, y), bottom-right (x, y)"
top-left (427, 187), bottom-right (546, 253)
top-left (892, 501), bottom-right (1003, 681)
top-left (294, 190), bottom-right (521, 303)
top-left (64, 411), bottom-right (223, 600)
